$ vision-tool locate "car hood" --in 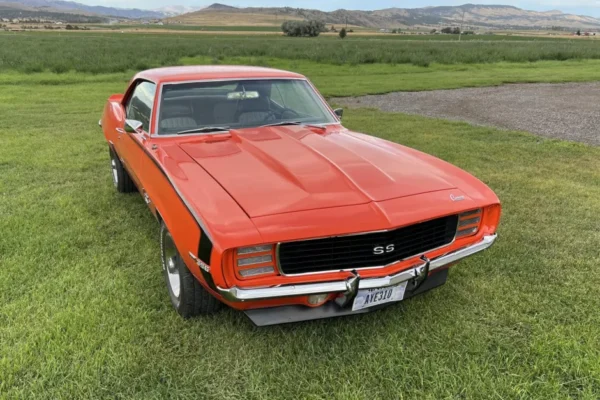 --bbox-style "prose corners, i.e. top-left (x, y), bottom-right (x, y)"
top-left (178, 126), bottom-right (457, 218)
